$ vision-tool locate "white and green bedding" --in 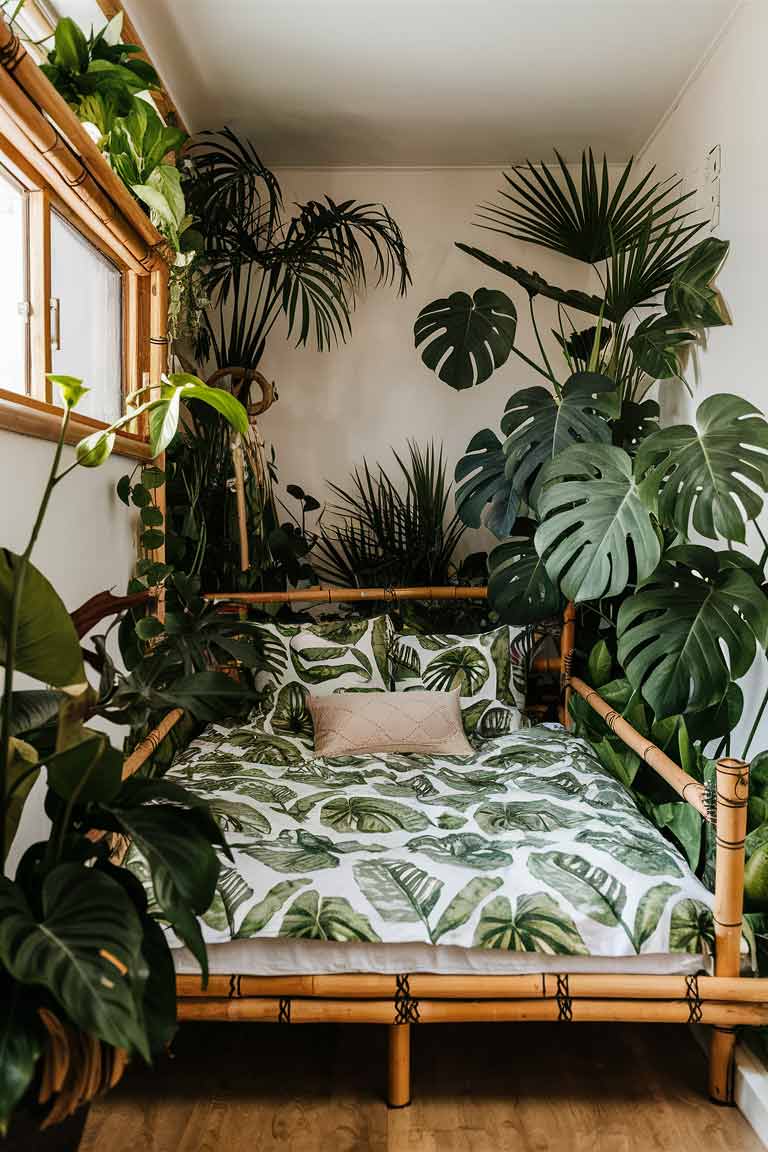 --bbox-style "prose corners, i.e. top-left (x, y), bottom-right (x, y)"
top-left (127, 713), bottom-right (718, 970)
